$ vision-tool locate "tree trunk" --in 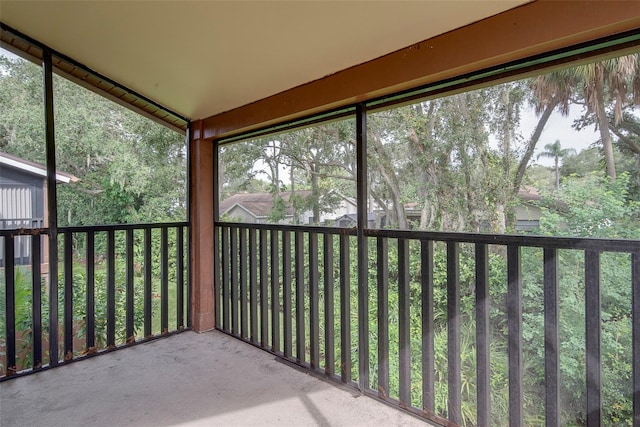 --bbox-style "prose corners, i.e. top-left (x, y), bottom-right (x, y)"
top-left (493, 203), bottom-right (507, 234)
top-left (369, 132), bottom-right (408, 229)
top-left (407, 103), bottom-right (438, 231)
top-left (371, 190), bottom-right (391, 227)
top-left (609, 124), bottom-right (640, 155)
top-left (513, 97), bottom-right (558, 194)
top-left (595, 76), bottom-right (617, 179)
top-left (311, 166), bottom-right (320, 223)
